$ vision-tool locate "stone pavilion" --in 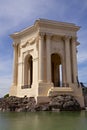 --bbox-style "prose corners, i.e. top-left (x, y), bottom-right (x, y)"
top-left (9, 19), bottom-right (84, 107)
